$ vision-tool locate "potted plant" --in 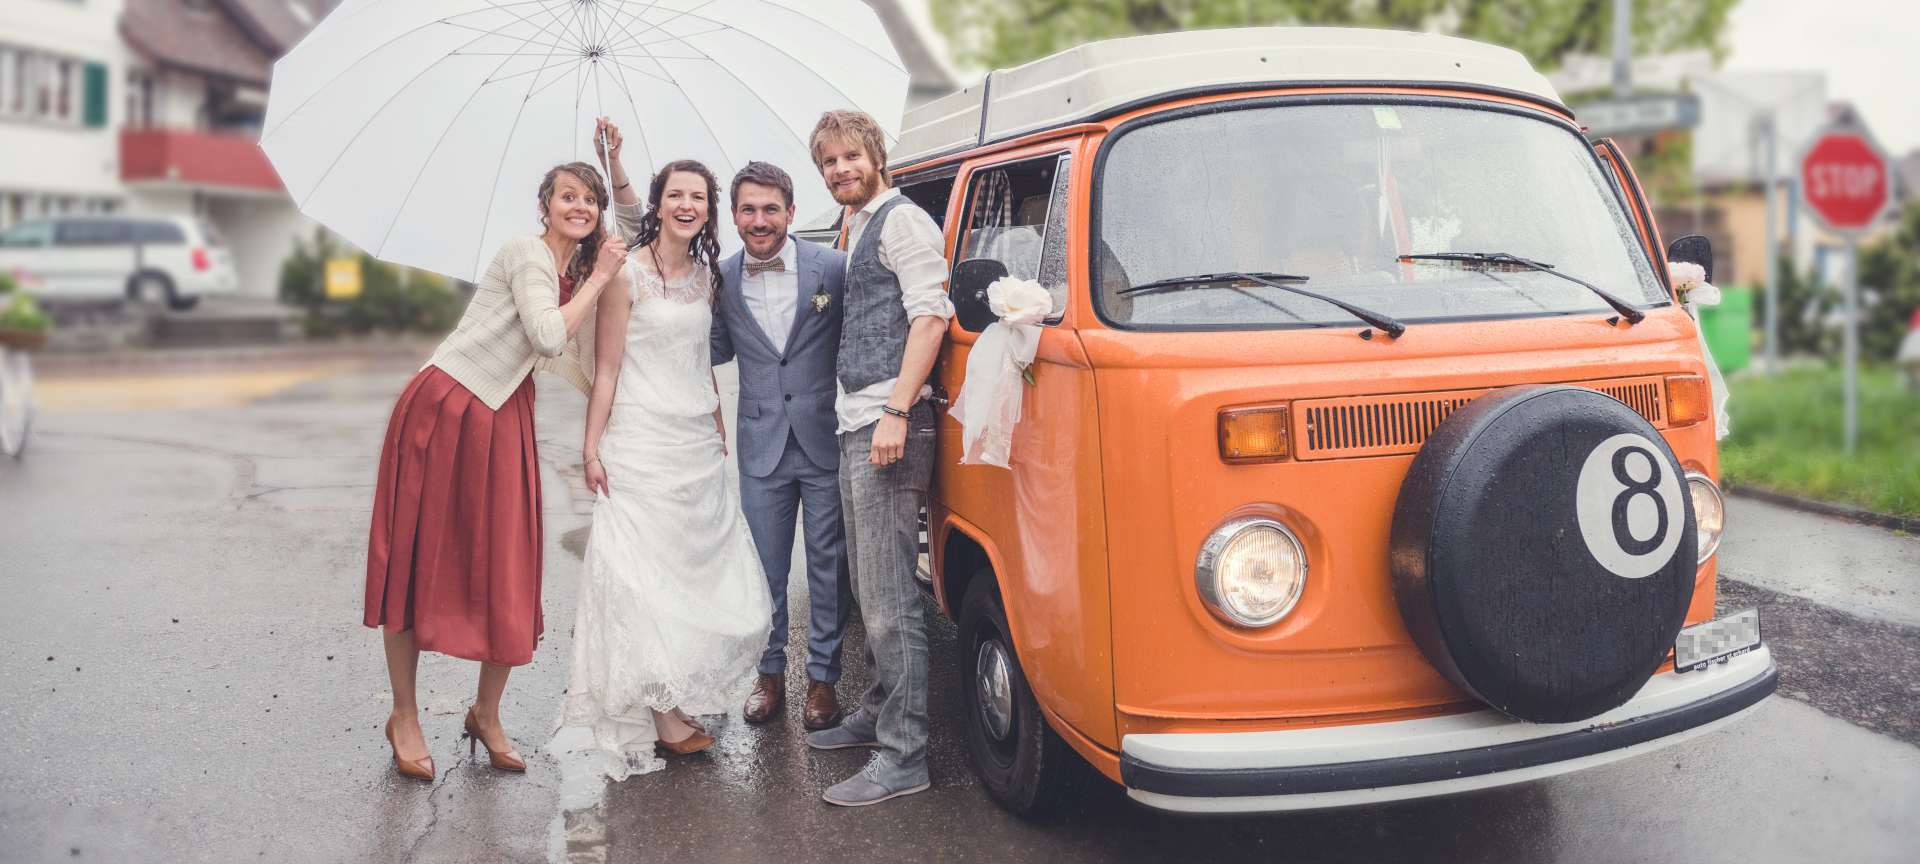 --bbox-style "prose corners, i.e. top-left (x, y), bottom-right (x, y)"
top-left (0, 271), bottom-right (52, 352)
